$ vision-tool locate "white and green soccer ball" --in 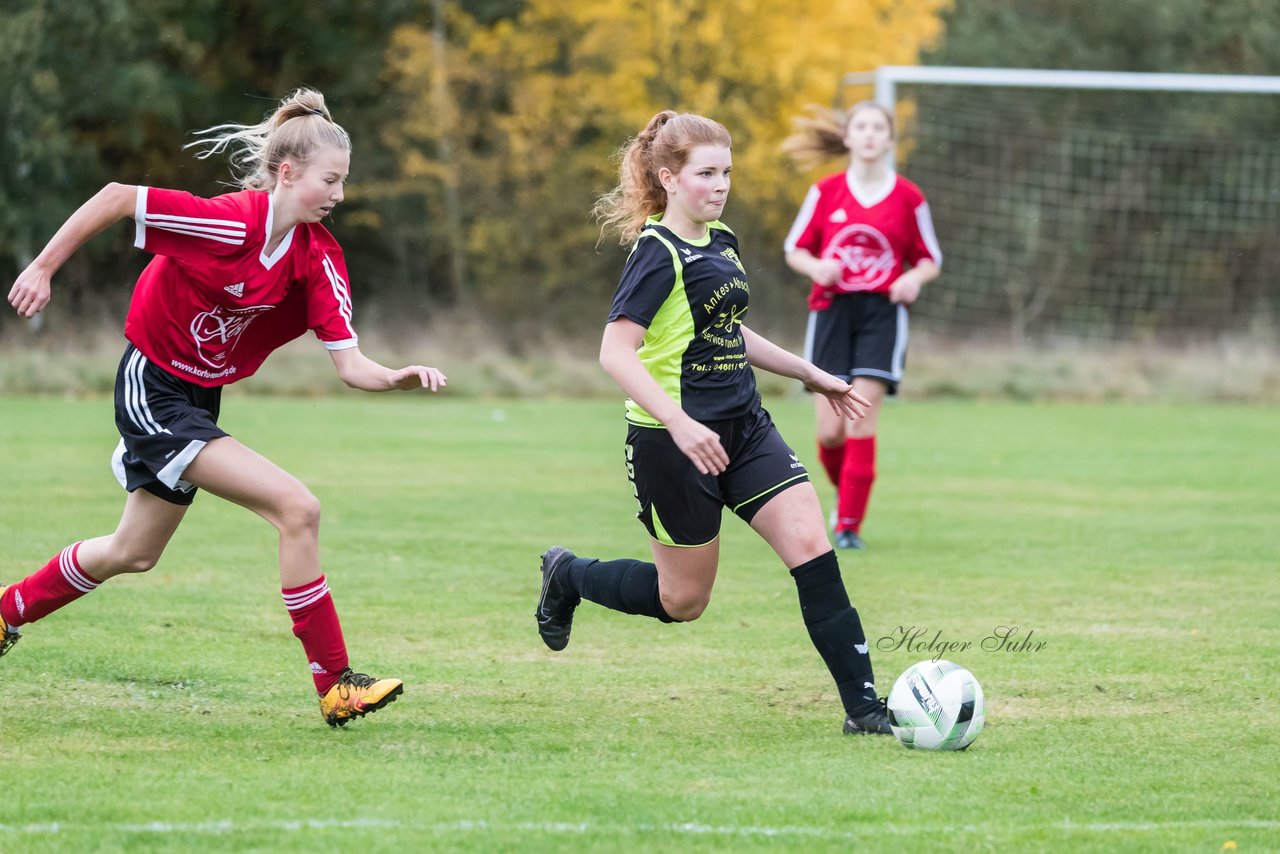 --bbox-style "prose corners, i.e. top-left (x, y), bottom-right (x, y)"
top-left (886, 660), bottom-right (985, 751)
